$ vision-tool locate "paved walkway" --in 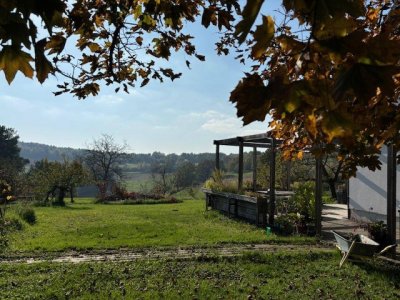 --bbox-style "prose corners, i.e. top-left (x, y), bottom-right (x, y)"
top-left (322, 204), bottom-right (400, 243)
